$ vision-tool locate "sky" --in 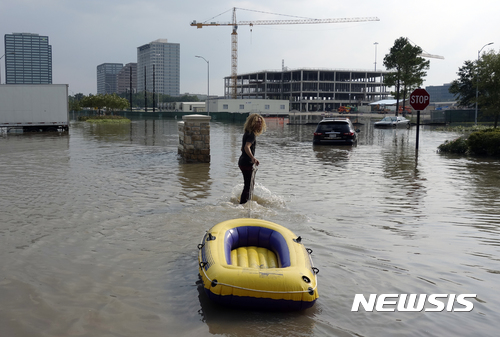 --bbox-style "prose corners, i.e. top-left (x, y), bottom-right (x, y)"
top-left (1, 0), bottom-right (498, 97)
